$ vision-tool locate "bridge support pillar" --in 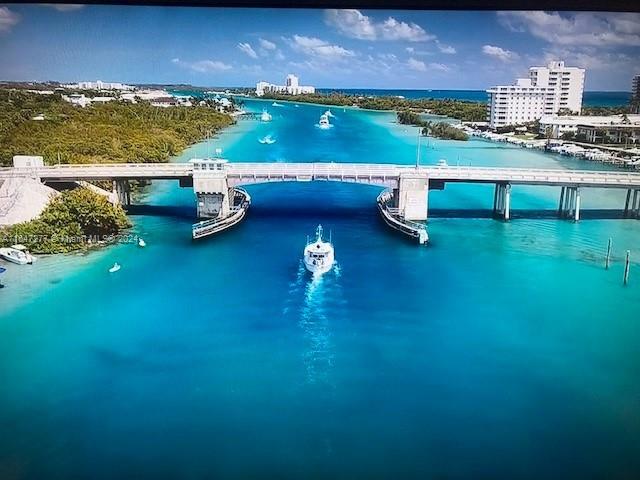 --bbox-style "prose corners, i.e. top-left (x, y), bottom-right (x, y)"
top-left (559, 186), bottom-right (580, 221)
top-left (493, 183), bottom-right (511, 221)
top-left (112, 180), bottom-right (131, 206)
top-left (397, 172), bottom-right (429, 221)
top-left (626, 189), bottom-right (640, 219)
top-left (193, 170), bottom-right (231, 220)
